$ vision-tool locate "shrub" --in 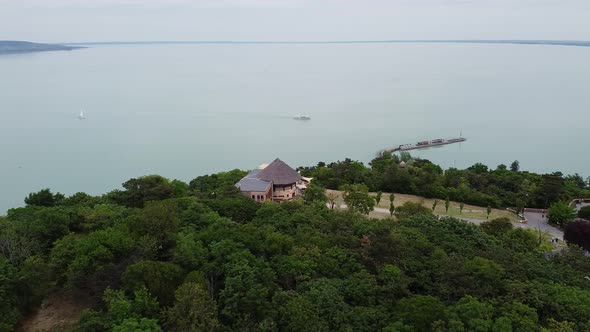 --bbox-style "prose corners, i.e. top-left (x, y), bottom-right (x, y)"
top-left (578, 206), bottom-right (590, 219)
